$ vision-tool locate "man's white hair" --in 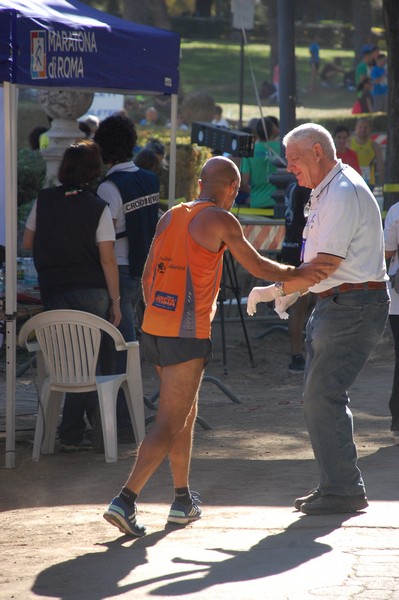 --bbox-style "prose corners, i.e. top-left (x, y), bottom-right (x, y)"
top-left (283, 123), bottom-right (336, 161)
